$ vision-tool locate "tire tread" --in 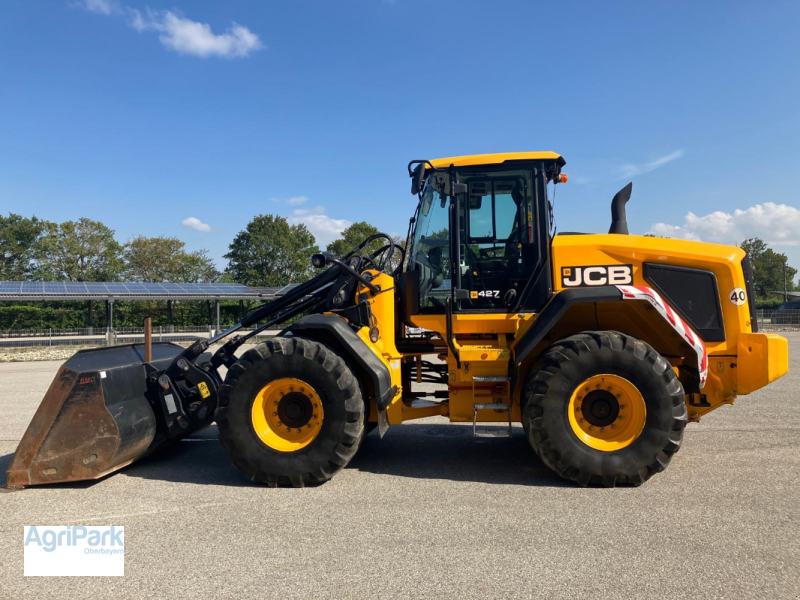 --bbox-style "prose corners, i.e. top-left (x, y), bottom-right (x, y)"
top-left (521, 330), bottom-right (687, 487)
top-left (216, 336), bottom-right (365, 488)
